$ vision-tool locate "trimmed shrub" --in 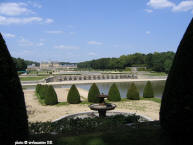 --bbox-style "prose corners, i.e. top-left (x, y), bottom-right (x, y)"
top-left (88, 83), bottom-right (100, 103)
top-left (44, 85), bottom-right (58, 105)
top-left (35, 84), bottom-right (58, 105)
top-left (108, 83), bottom-right (121, 101)
top-left (67, 84), bottom-right (81, 104)
top-left (143, 81), bottom-right (154, 98)
top-left (127, 82), bottom-right (140, 100)
top-left (38, 85), bottom-right (48, 100)
top-left (0, 33), bottom-right (28, 143)
top-left (35, 84), bottom-right (41, 95)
